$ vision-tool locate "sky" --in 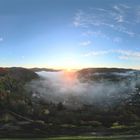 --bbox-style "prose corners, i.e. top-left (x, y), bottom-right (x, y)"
top-left (0, 0), bottom-right (140, 69)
